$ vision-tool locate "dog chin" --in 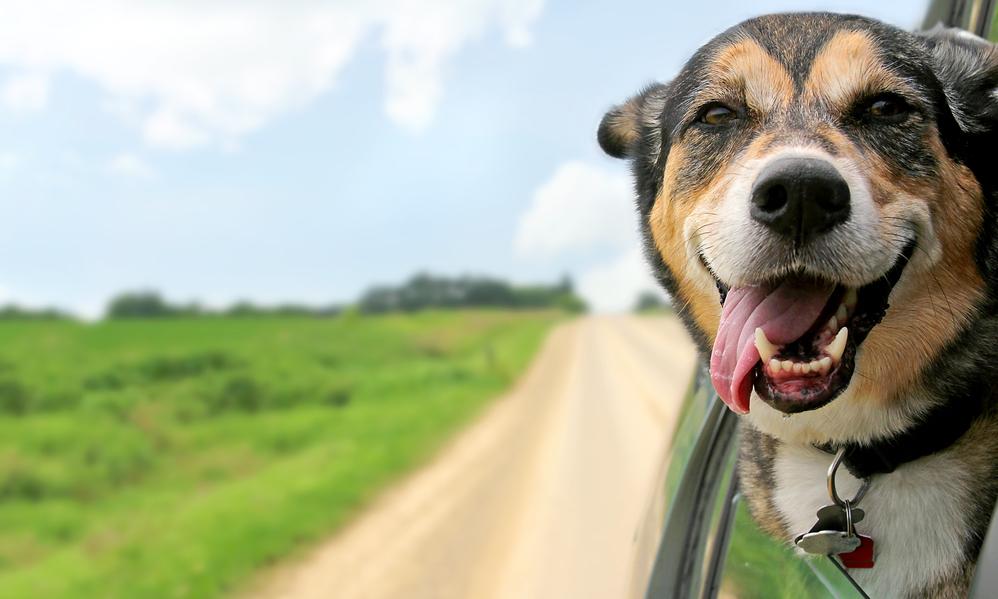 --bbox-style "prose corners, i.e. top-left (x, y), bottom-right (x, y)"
top-left (743, 382), bottom-right (928, 446)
